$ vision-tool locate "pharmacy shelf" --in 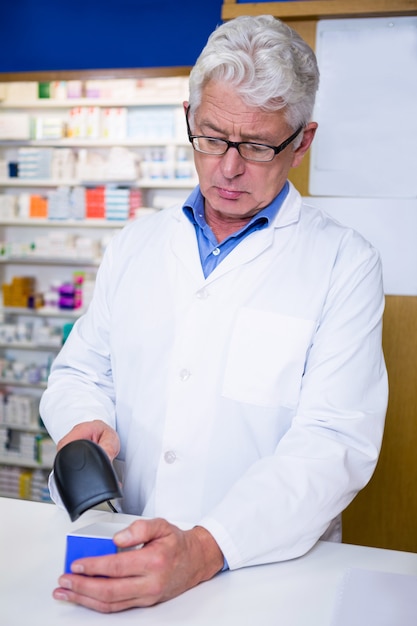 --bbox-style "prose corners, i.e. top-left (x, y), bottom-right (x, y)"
top-left (0, 378), bottom-right (47, 389)
top-left (0, 217), bottom-right (127, 228)
top-left (0, 423), bottom-right (48, 434)
top-left (0, 138), bottom-right (190, 147)
top-left (0, 80), bottom-right (195, 498)
top-left (0, 256), bottom-right (100, 267)
top-left (0, 177), bottom-right (196, 188)
top-left (0, 255), bottom-right (100, 266)
top-left (0, 456), bottom-right (51, 469)
top-left (0, 492), bottom-right (52, 501)
top-left (0, 341), bottom-right (61, 352)
top-left (0, 178), bottom-right (78, 187)
top-left (0, 98), bottom-right (185, 109)
top-left (0, 178), bottom-right (133, 187)
top-left (0, 306), bottom-right (83, 318)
